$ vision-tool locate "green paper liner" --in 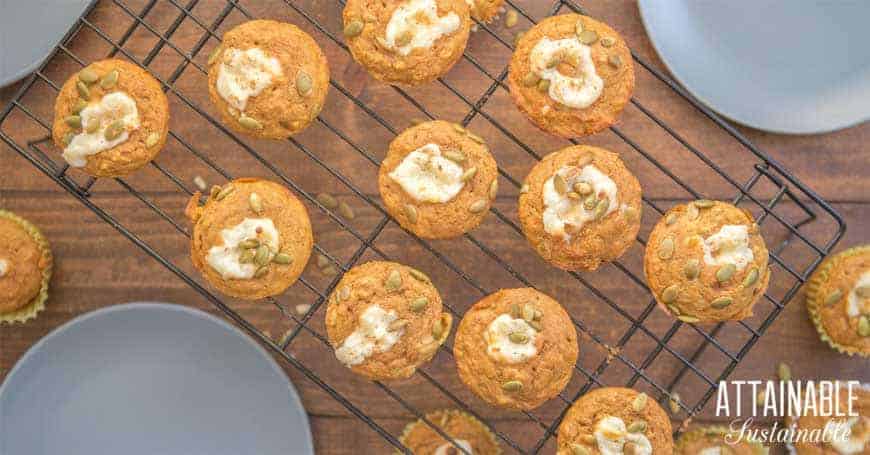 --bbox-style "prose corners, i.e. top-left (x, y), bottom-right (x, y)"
top-left (676, 425), bottom-right (769, 455)
top-left (805, 245), bottom-right (870, 358)
top-left (0, 210), bottom-right (52, 324)
top-left (398, 409), bottom-right (501, 455)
